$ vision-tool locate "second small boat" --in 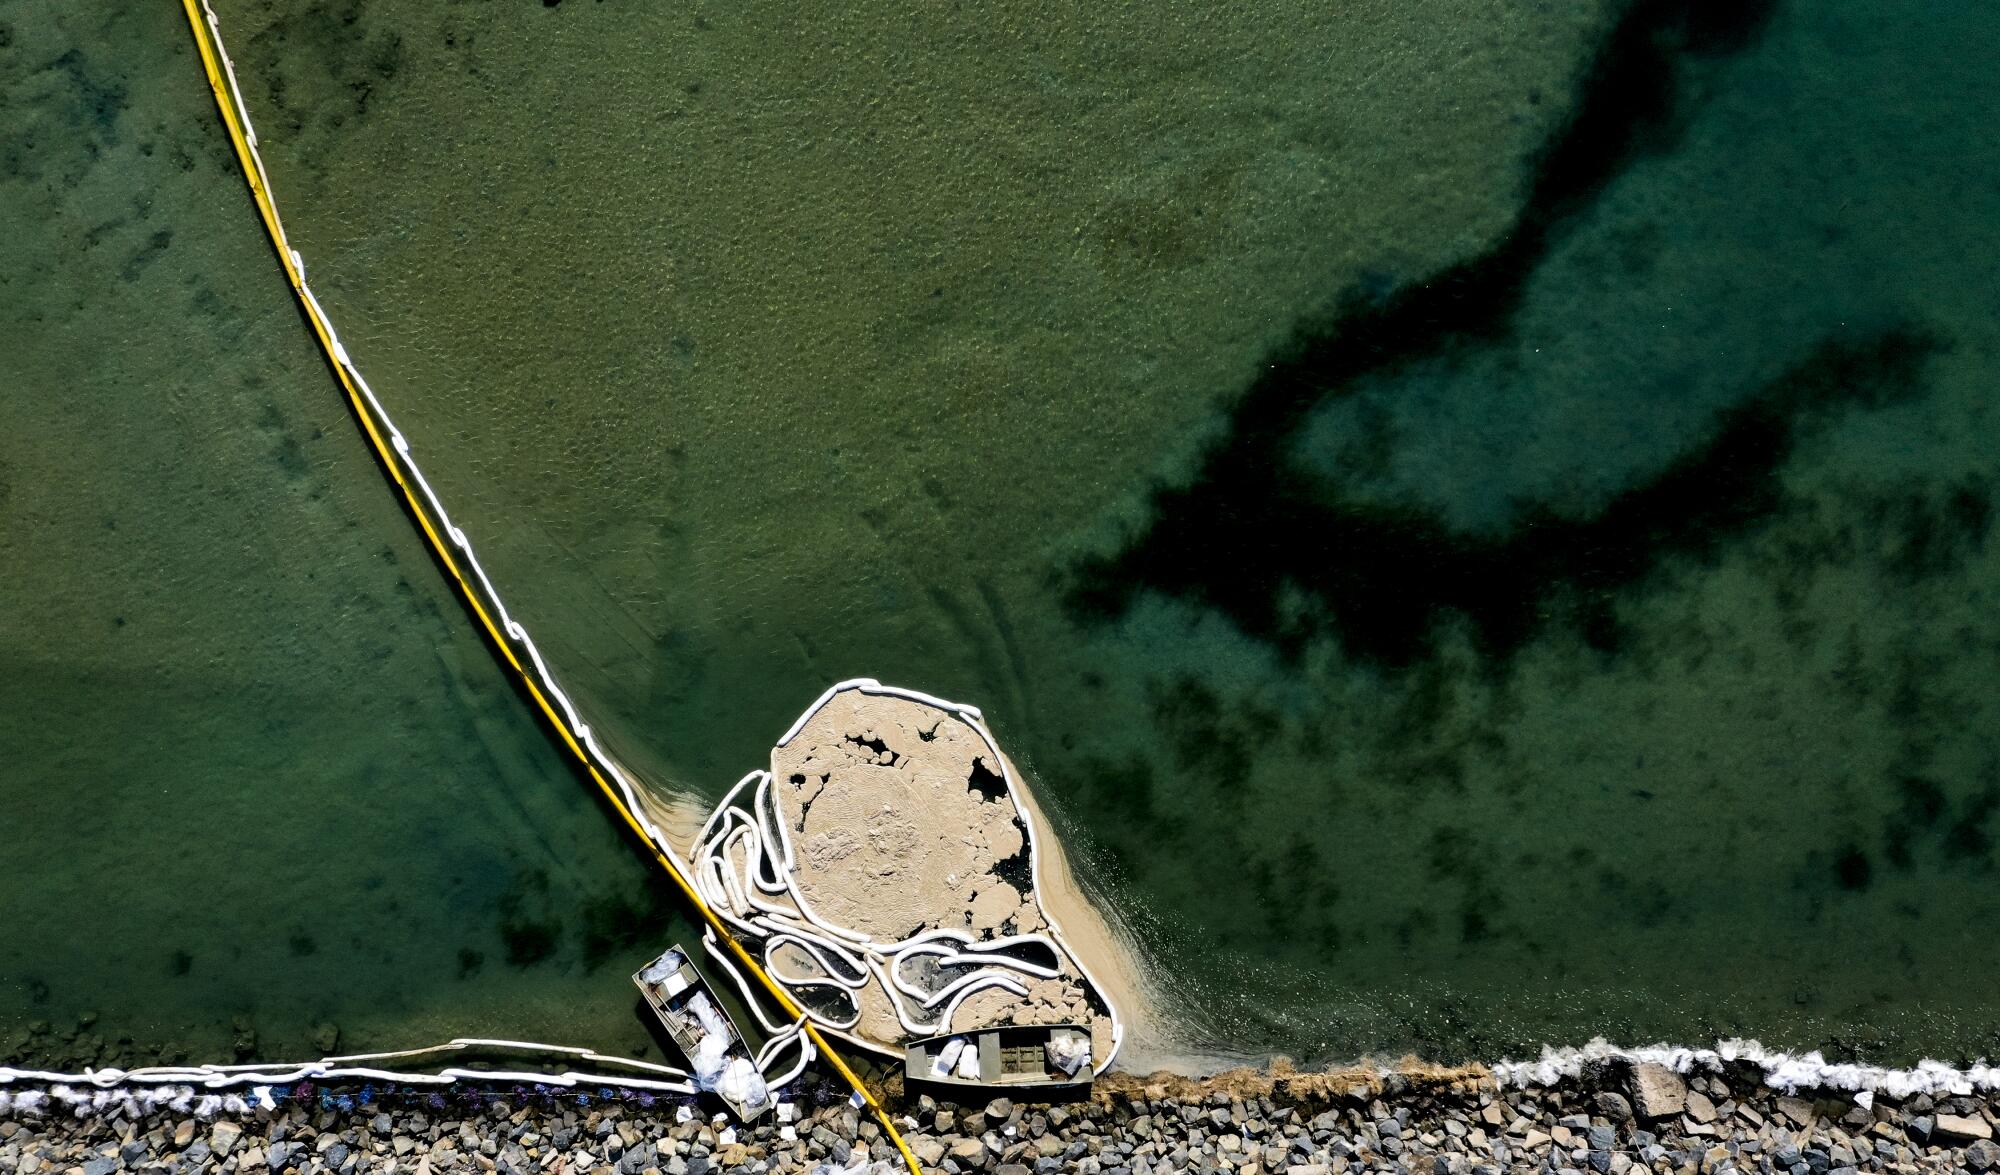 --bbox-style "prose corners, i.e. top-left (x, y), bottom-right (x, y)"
top-left (633, 945), bottom-right (773, 1122)
top-left (903, 1023), bottom-right (1094, 1100)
